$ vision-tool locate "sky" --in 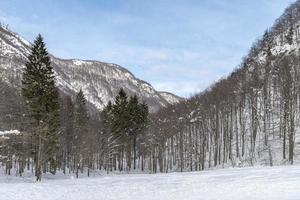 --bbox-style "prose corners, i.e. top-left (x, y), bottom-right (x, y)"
top-left (0, 0), bottom-right (294, 97)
